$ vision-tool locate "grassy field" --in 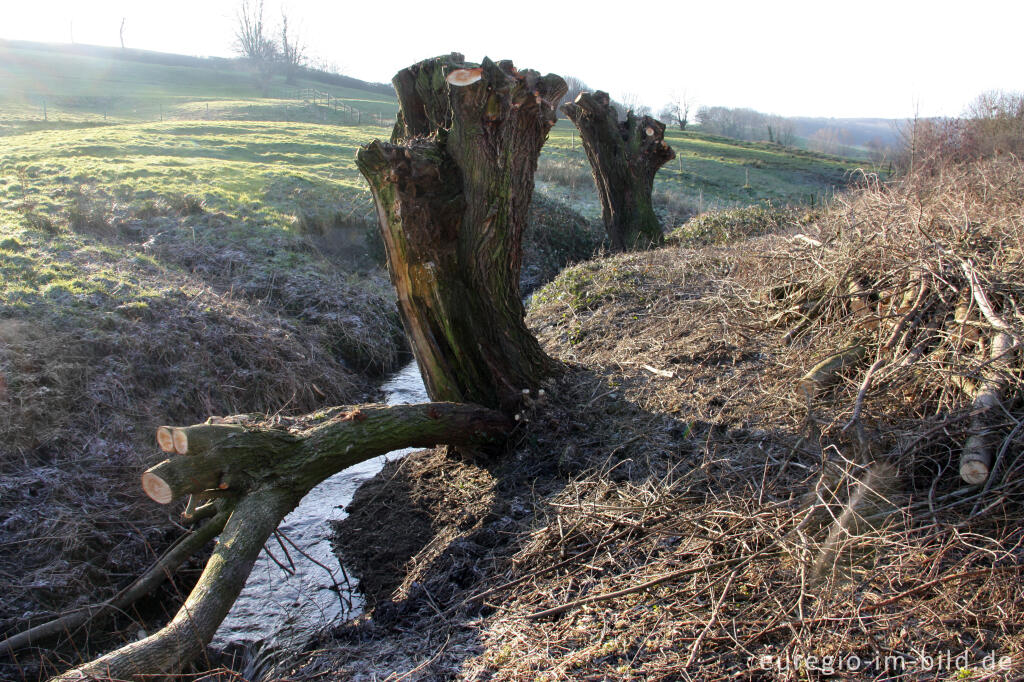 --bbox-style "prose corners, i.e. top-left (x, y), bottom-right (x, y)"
top-left (1, 40), bottom-right (864, 216)
top-left (1, 119), bottom-right (376, 229)
top-left (0, 40), bottom-right (398, 133)
top-left (539, 120), bottom-right (861, 225)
